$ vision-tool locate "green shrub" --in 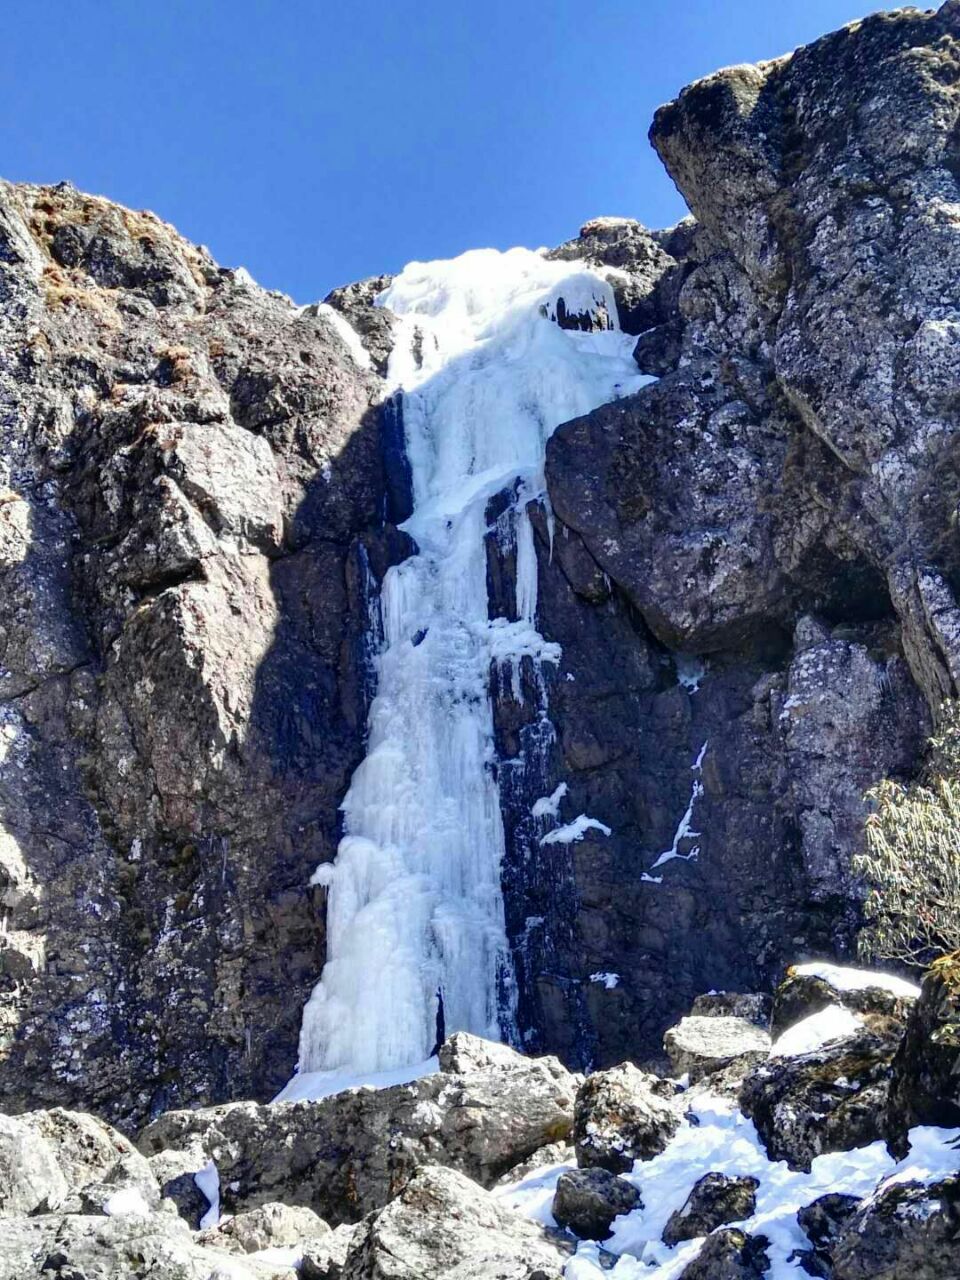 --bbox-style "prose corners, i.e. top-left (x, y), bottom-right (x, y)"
top-left (856, 701), bottom-right (960, 968)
